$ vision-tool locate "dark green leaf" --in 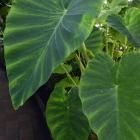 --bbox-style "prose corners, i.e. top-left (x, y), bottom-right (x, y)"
top-left (46, 87), bottom-right (90, 140)
top-left (80, 52), bottom-right (140, 140)
top-left (4, 0), bottom-right (104, 109)
top-left (0, 6), bottom-right (10, 16)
